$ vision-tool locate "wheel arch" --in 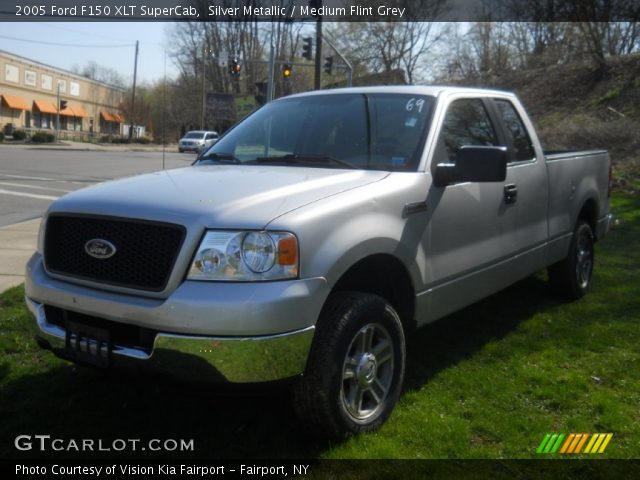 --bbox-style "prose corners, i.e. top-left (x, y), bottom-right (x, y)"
top-left (330, 253), bottom-right (416, 332)
top-left (577, 197), bottom-right (598, 237)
